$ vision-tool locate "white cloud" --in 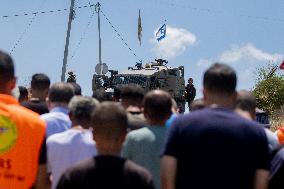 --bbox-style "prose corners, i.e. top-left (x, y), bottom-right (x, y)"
top-left (196, 43), bottom-right (284, 90)
top-left (150, 25), bottom-right (197, 59)
top-left (197, 43), bottom-right (283, 68)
